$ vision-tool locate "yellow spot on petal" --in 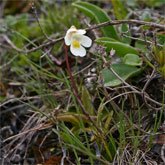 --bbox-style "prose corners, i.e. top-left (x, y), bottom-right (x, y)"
top-left (72, 41), bottom-right (80, 48)
top-left (70, 25), bottom-right (76, 29)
